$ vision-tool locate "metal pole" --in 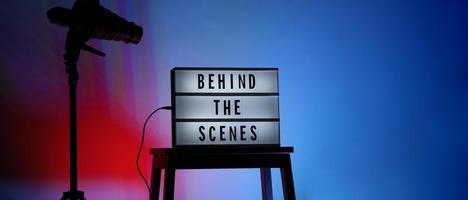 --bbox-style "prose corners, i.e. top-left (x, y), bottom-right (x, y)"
top-left (69, 64), bottom-right (78, 192)
top-left (61, 42), bottom-right (85, 199)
